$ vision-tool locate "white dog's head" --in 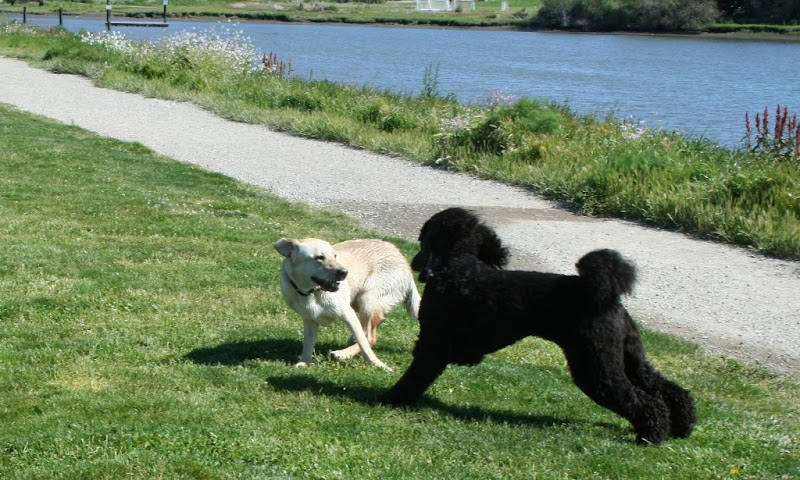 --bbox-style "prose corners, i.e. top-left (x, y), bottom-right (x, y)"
top-left (274, 238), bottom-right (348, 292)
